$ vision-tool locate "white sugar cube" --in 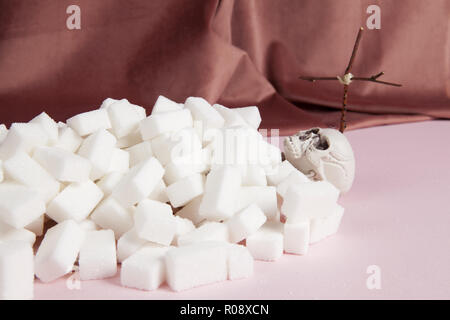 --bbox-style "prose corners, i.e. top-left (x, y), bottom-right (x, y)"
top-left (148, 179), bottom-right (169, 203)
top-left (281, 181), bottom-right (339, 222)
top-left (172, 216), bottom-right (195, 246)
top-left (66, 109), bottom-right (112, 136)
top-left (165, 242), bottom-right (228, 291)
top-left (25, 214), bottom-right (44, 236)
top-left (47, 180), bottom-right (104, 223)
top-left (134, 199), bottom-right (176, 245)
top-left (233, 106), bottom-right (261, 129)
top-left (30, 112), bottom-right (58, 144)
top-left (112, 157), bottom-right (164, 207)
top-left (237, 186), bottom-right (278, 220)
top-left (106, 99), bottom-right (146, 138)
top-left (276, 170), bottom-right (310, 198)
top-left (139, 109), bottom-right (193, 140)
top-left (116, 129), bottom-right (143, 148)
top-left (108, 148), bottom-right (129, 173)
top-left (35, 220), bottom-right (85, 282)
top-left (3, 151), bottom-right (60, 202)
top-left (163, 148), bottom-right (210, 185)
top-left (267, 160), bottom-right (297, 186)
top-left (226, 204), bottom-right (267, 243)
top-left (175, 196), bottom-right (204, 225)
top-left (227, 244), bottom-right (253, 280)
top-left (212, 104), bottom-right (247, 128)
top-left (78, 219), bottom-right (99, 232)
top-left (125, 141), bottom-right (153, 167)
top-left (77, 129), bottom-right (117, 180)
top-left (0, 123), bottom-right (49, 159)
top-left (0, 223), bottom-right (36, 246)
top-left (284, 219), bottom-right (310, 255)
top-left (184, 97), bottom-right (225, 130)
top-left (96, 171), bottom-right (124, 196)
top-left (151, 95), bottom-right (183, 115)
top-left (151, 128), bottom-right (202, 166)
top-left (121, 246), bottom-right (170, 291)
top-left (100, 97), bottom-right (122, 109)
top-left (310, 205), bottom-right (344, 244)
top-left (79, 230), bottom-right (117, 280)
top-left (0, 124), bottom-right (8, 144)
top-left (166, 173), bottom-right (205, 208)
top-left (90, 196), bottom-right (134, 239)
top-left (54, 125), bottom-right (82, 153)
top-left (199, 166), bottom-right (241, 221)
top-left (246, 221), bottom-right (284, 261)
top-left (0, 183), bottom-right (46, 228)
top-left (0, 241), bottom-right (34, 300)
top-left (33, 146), bottom-right (91, 182)
top-left (117, 228), bottom-right (150, 262)
top-left (177, 222), bottom-right (229, 246)
top-left (241, 165), bottom-right (267, 186)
